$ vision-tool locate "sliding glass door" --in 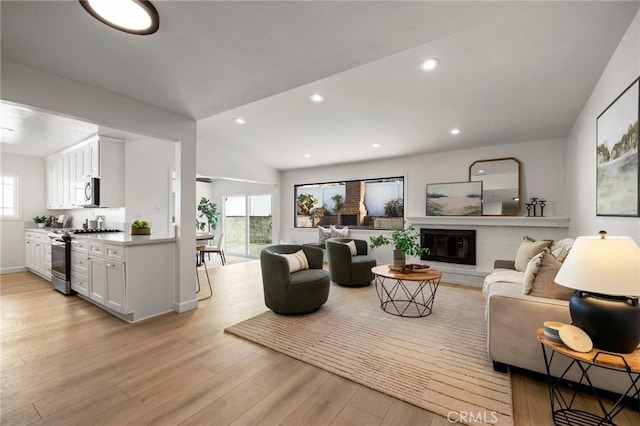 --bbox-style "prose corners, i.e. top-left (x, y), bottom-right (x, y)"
top-left (224, 194), bottom-right (272, 257)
